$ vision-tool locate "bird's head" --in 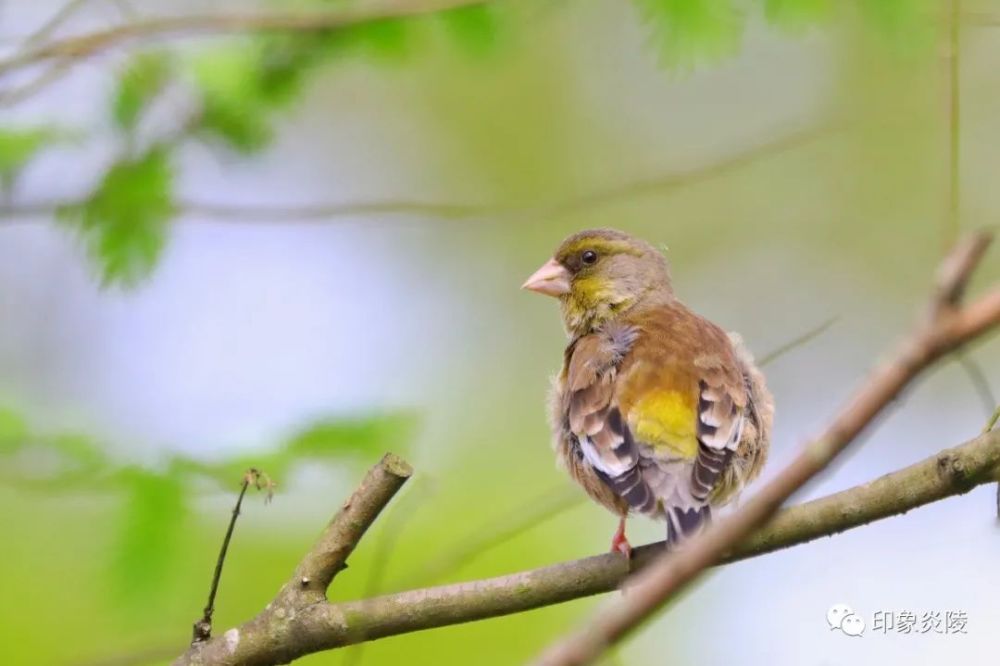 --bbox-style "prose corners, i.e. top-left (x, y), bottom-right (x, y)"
top-left (522, 228), bottom-right (672, 335)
